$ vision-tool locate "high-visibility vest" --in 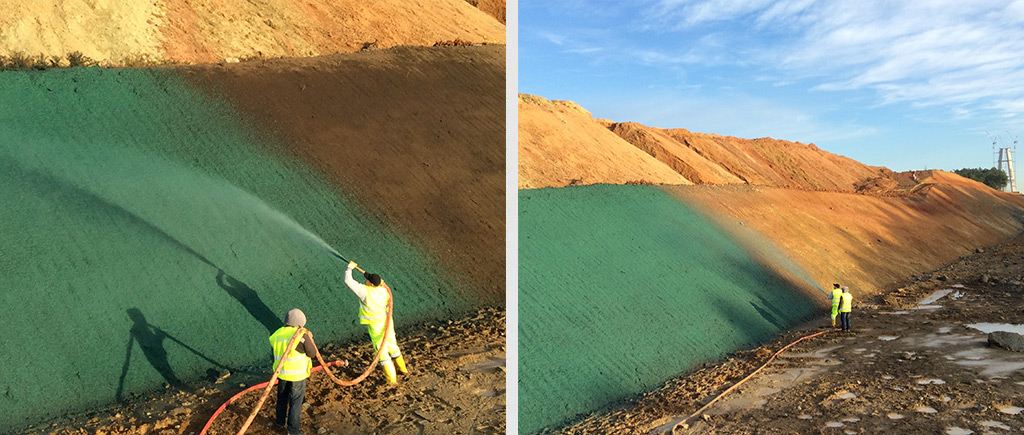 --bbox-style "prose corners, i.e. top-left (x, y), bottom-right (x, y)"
top-left (831, 289), bottom-right (843, 306)
top-left (358, 284), bottom-right (390, 326)
top-left (840, 292), bottom-right (852, 313)
top-left (269, 326), bottom-right (312, 381)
